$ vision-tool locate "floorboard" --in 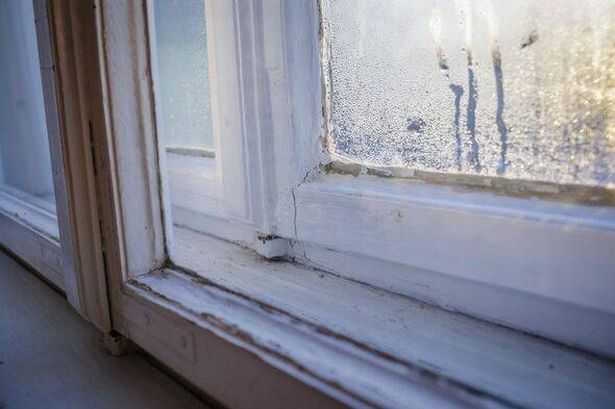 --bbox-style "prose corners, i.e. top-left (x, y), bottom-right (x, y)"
top-left (0, 250), bottom-right (211, 409)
